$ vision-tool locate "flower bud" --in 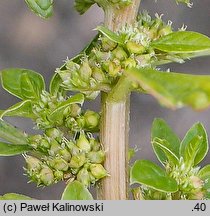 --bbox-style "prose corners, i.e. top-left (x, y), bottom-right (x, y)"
top-left (90, 138), bottom-right (101, 152)
top-left (59, 149), bottom-right (71, 162)
top-left (112, 47), bottom-right (128, 61)
top-left (76, 116), bottom-right (86, 128)
top-left (90, 164), bottom-right (107, 179)
top-left (54, 170), bottom-right (64, 182)
top-left (49, 139), bottom-right (61, 156)
top-left (77, 168), bottom-right (91, 187)
top-left (87, 150), bottom-right (105, 164)
top-left (136, 54), bottom-right (151, 67)
top-left (158, 25), bottom-right (172, 37)
top-left (126, 41), bottom-right (146, 54)
top-left (25, 156), bottom-right (42, 171)
top-left (45, 128), bottom-right (61, 140)
top-left (69, 153), bottom-right (86, 169)
top-left (79, 60), bottom-right (92, 81)
top-left (108, 61), bottom-right (121, 77)
top-left (92, 67), bottom-right (106, 83)
top-left (39, 166), bottom-right (54, 186)
top-left (76, 132), bottom-right (91, 152)
top-left (49, 157), bottom-right (69, 171)
top-left (84, 110), bottom-right (100, 130)
top-left (122, 58), bottom-right (136, 68)
top-left (40, 138), bottom-right (51, 151)
top-left (101, 37), bottom-right (117, 51)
